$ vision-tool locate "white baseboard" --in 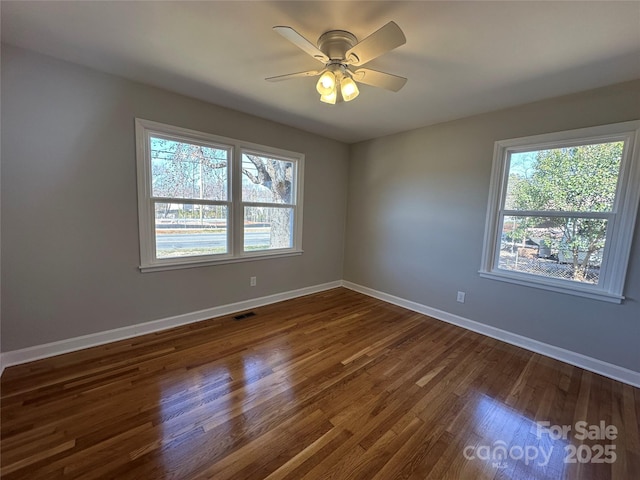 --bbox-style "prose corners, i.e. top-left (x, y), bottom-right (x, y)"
top-left (3, 280), bottom-right (638, 388)
top-left (0, 281), bottom-right (342, 372)
top-left (342, 281), bottom-right (640, 388)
